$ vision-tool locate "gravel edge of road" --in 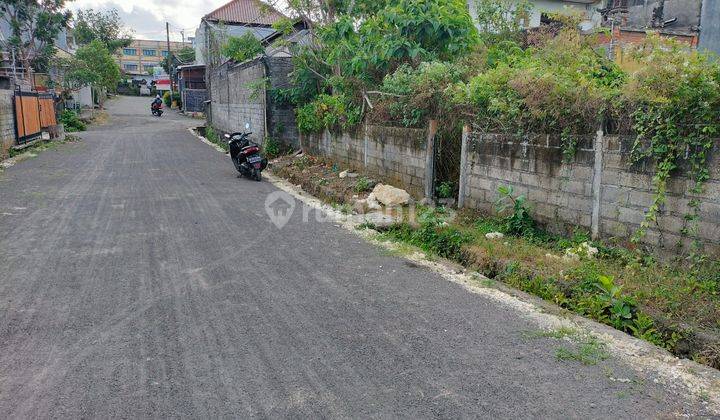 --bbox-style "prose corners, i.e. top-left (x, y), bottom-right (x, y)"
top-left (189, 128), bottom-right (720, 414)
